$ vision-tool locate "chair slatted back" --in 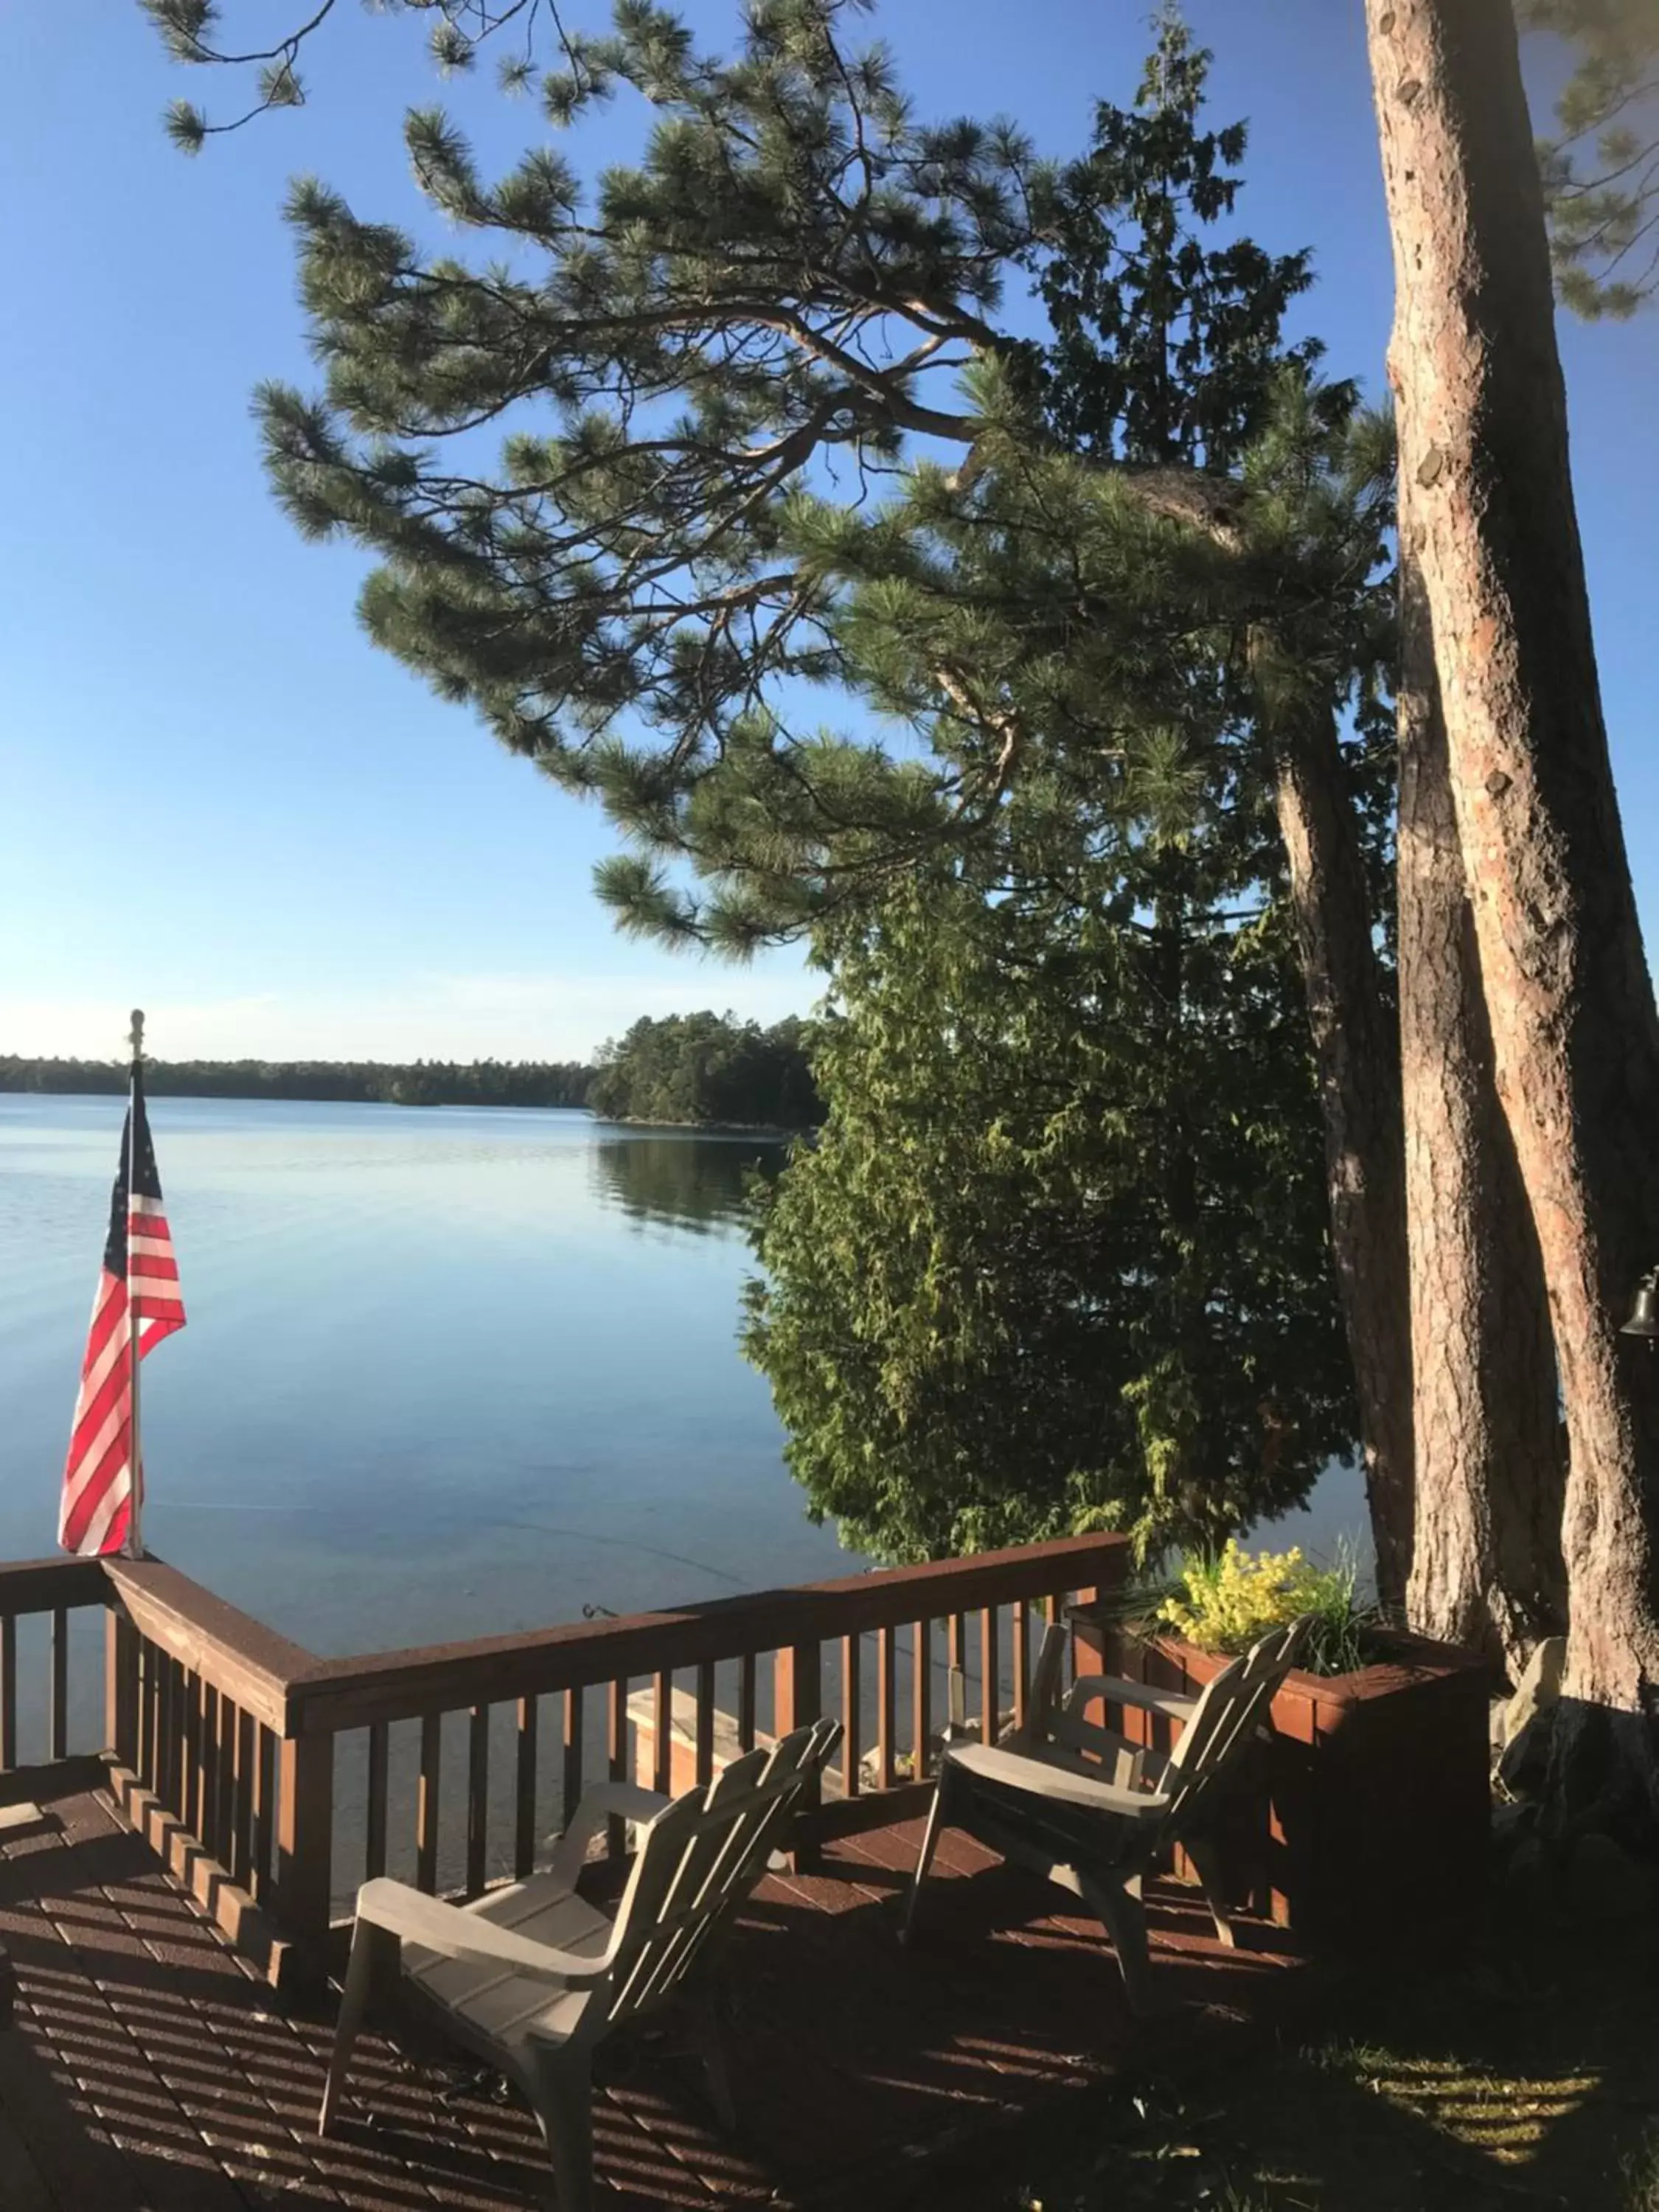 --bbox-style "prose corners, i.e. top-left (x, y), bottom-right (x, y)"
top-left (1025, 1618), bottom-right (1069, 1743)
top-left (1043, 1615), bottom-right (1312, 1844)
top-left (596, 1716), bottom-right (841, 2033)
top-left (1157, 1616), bottom-right (1310, 1835)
